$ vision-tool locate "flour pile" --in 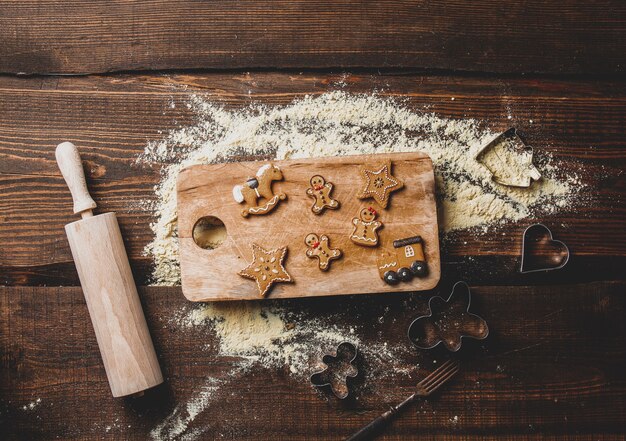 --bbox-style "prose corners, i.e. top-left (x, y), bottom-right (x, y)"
top-left (139, 91), bottom-right (578, 286)
top-left (138, 91), bottom-right (581, 439)
top-left (174, 301), bottom-right (409, 377)
top-left (150, 299), bottom-right (415, 440)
